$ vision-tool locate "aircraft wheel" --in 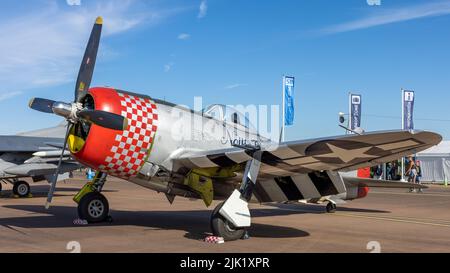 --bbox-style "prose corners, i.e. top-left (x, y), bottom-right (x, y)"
top-left (78, 192), bottom-right (109, 223)
top-left (326, 202), bottom-right (337, 213)
top-left (0, 182), bottom-right (2, 193)
top-left (210, 202), bottom-right (246, 241)
top-left (13, 181), bottom-right (30, 198)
